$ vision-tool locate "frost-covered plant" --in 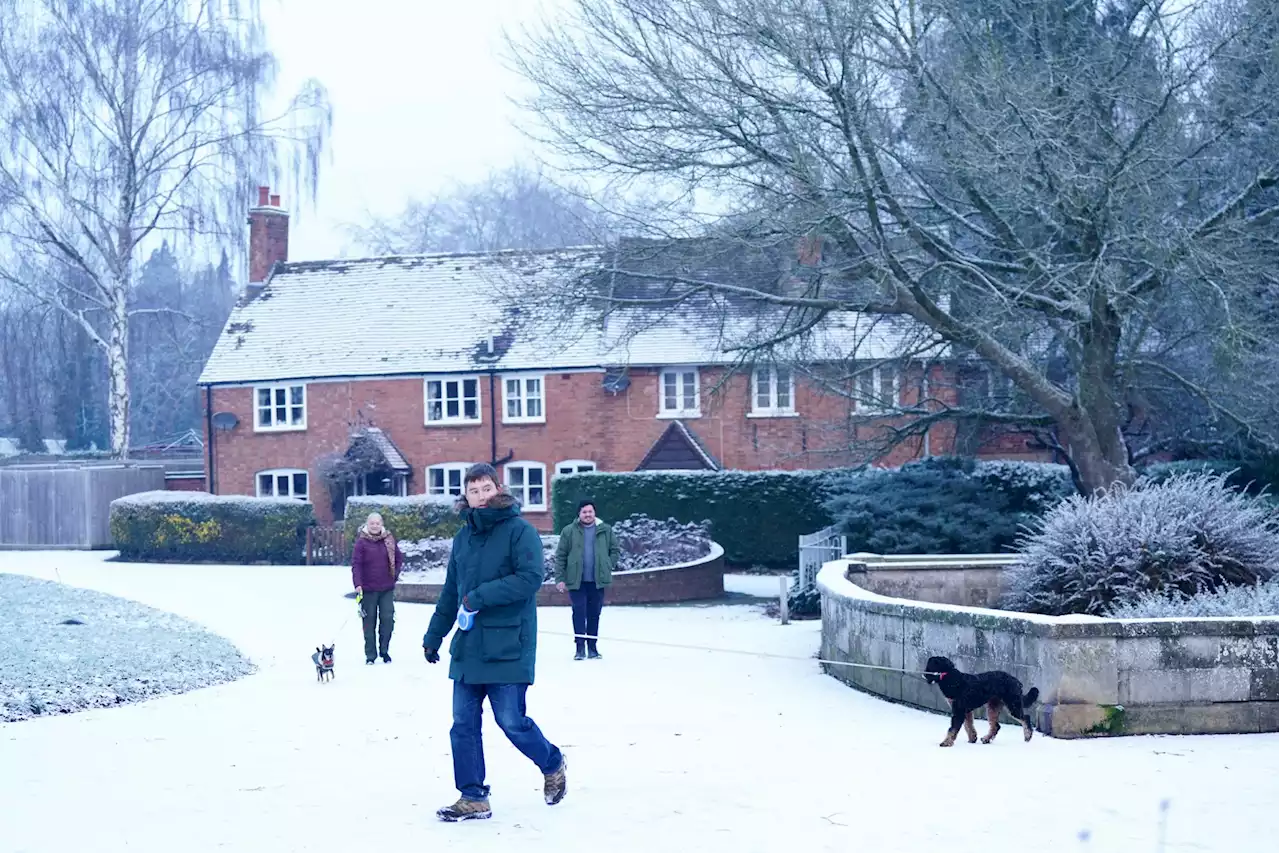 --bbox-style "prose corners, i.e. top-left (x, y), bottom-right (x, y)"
top-left (611, 514), bottom-right (711, 570)
top-left (1105, 578), bottom-right (1279, 619)
top-left (1004, 472), bottom-right (1280, 616)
